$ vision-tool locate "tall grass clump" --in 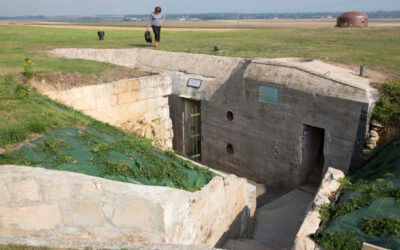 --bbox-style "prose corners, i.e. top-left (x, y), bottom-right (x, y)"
top-left (373, 80), bottom-right (400, 125)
